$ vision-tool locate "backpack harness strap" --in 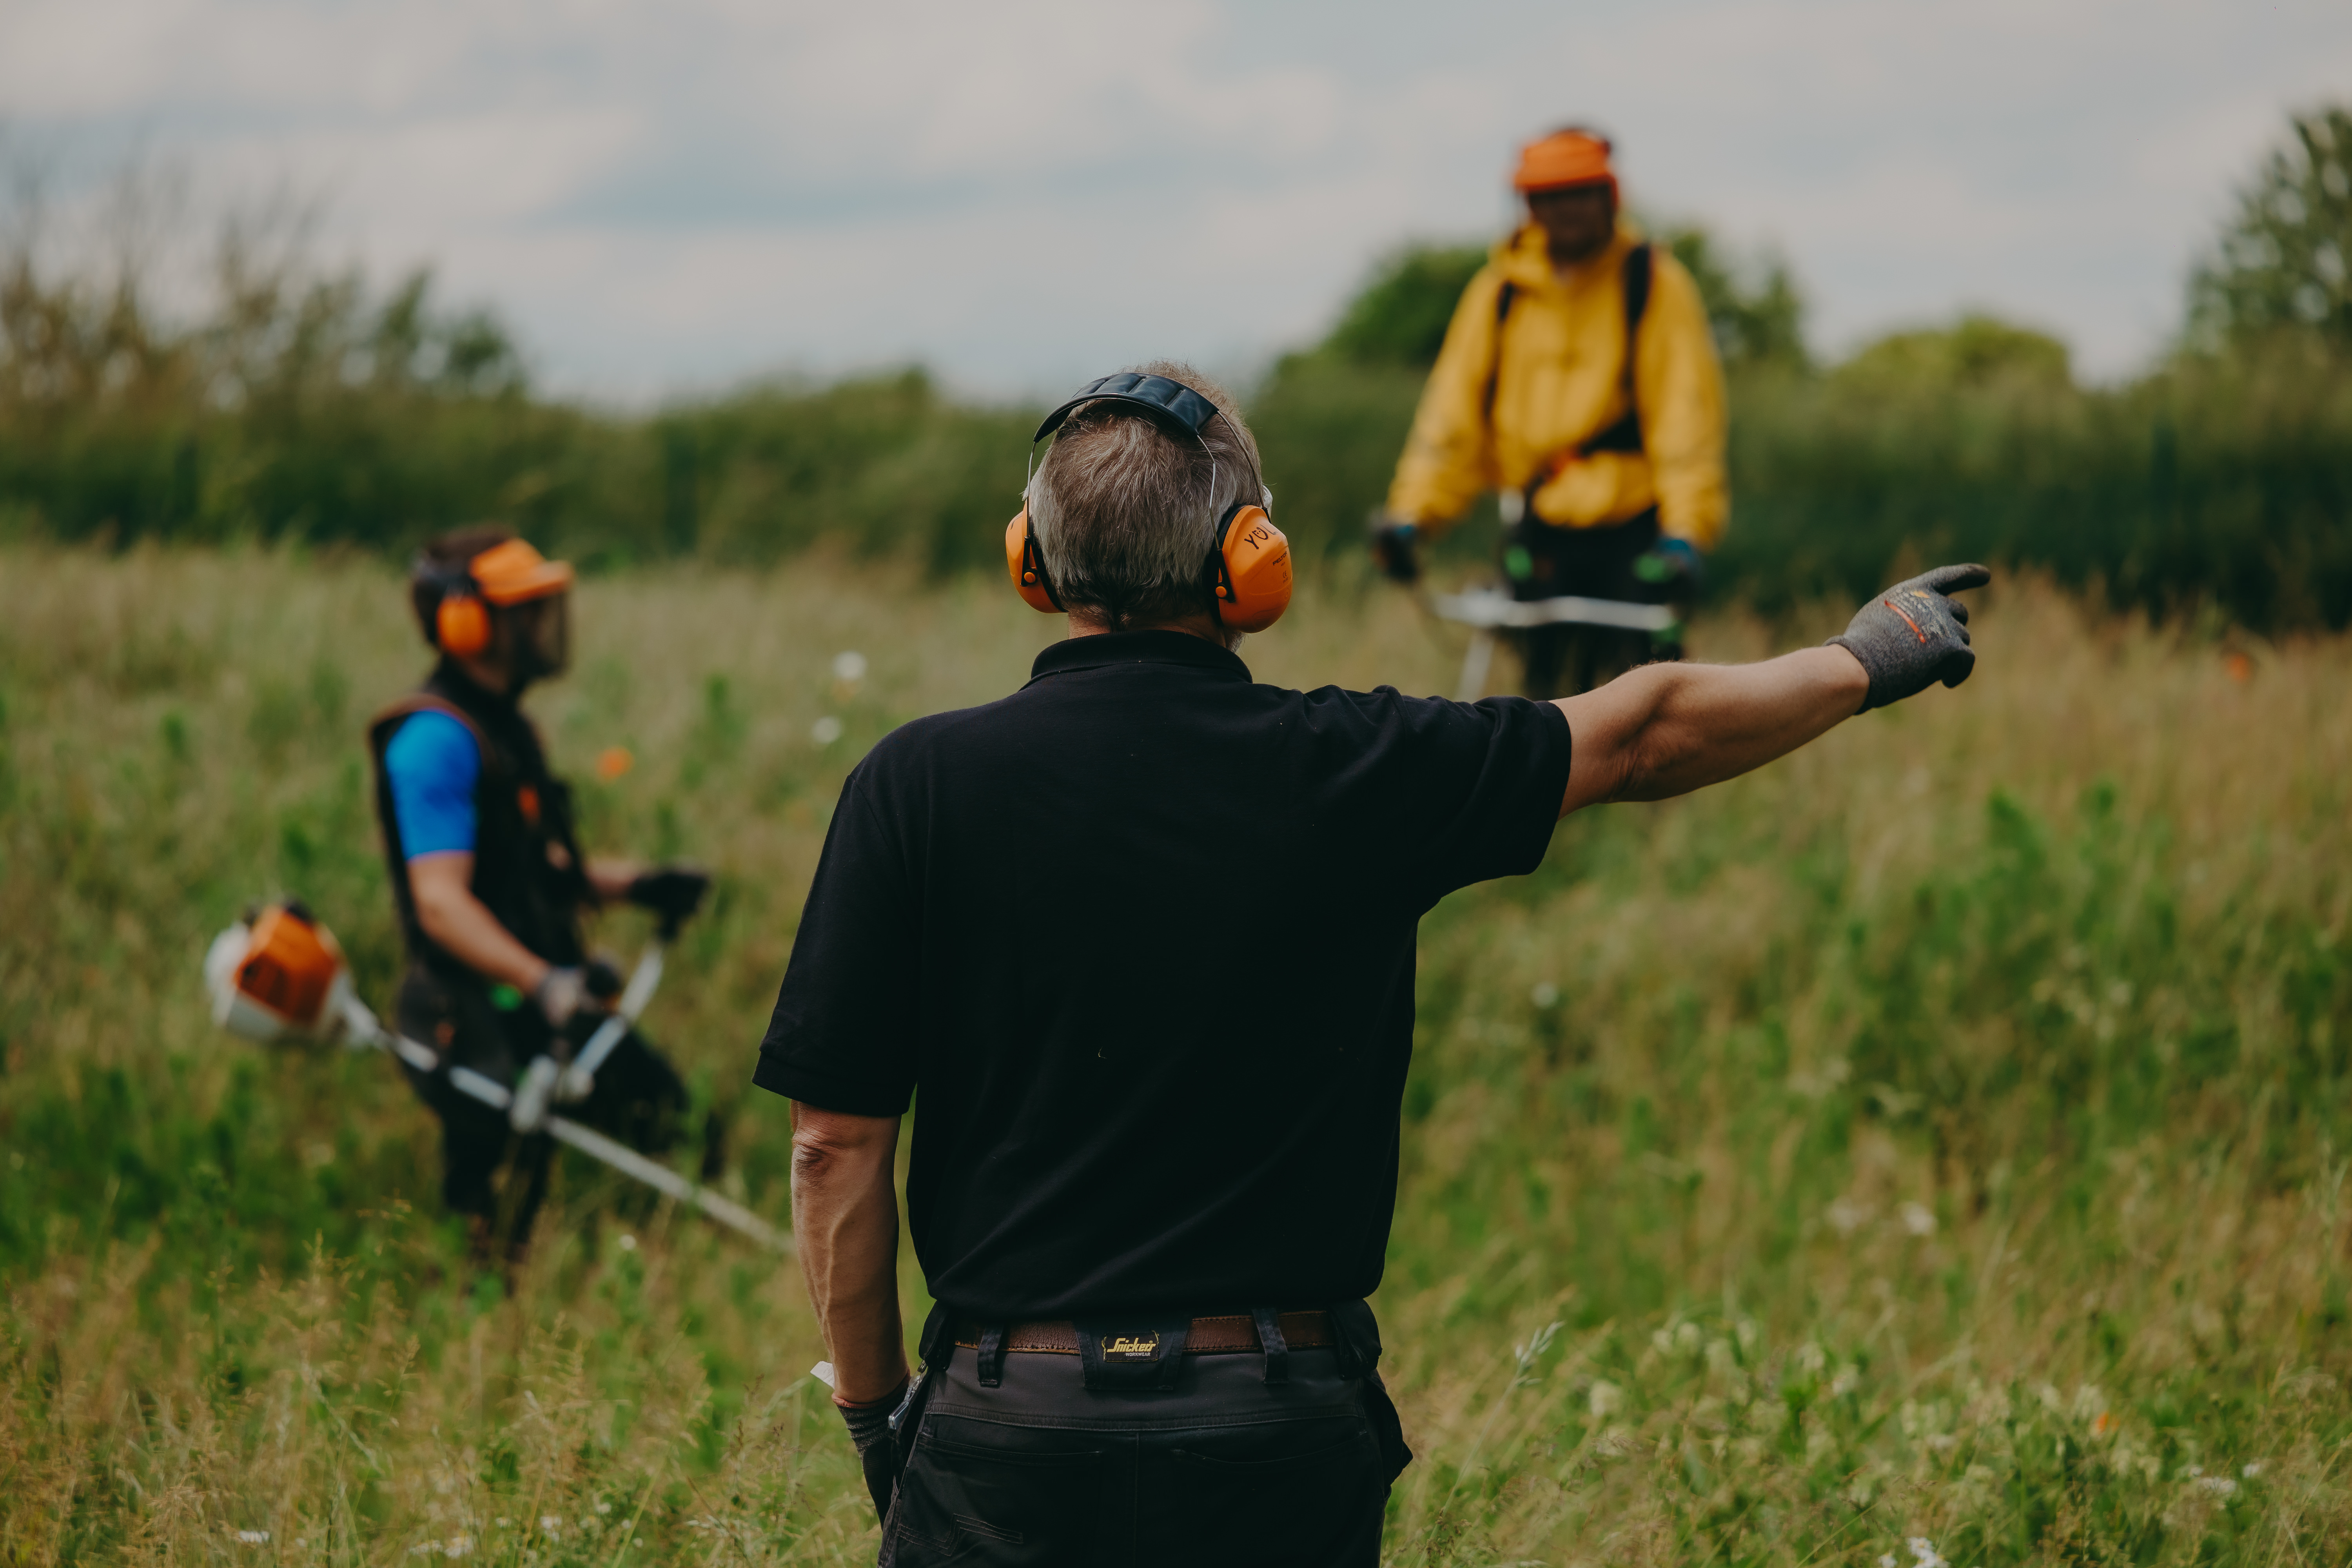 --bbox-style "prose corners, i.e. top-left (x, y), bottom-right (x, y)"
top-left (1486, 242), bottom-right (1654, 499)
